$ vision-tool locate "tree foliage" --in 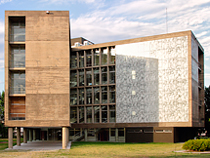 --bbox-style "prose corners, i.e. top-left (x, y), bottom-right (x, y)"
top-left (0, 91), bottom-right (4, 121)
